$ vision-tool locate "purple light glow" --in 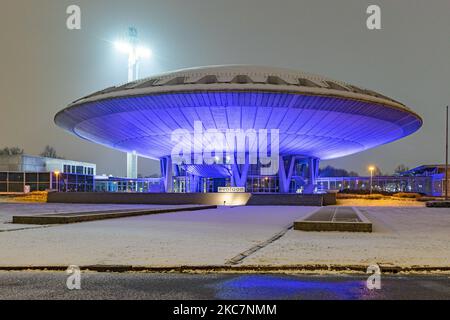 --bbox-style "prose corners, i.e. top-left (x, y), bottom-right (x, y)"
top-left (55, 91), bottom-right (421, 161)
